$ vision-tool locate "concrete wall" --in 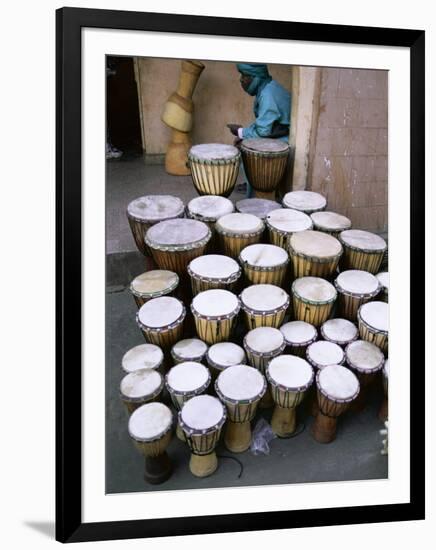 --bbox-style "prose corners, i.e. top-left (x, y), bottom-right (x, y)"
top-left (135, 58), bottom-right (292, 155)
top-left (307, 68), bottom-right (388, 233)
